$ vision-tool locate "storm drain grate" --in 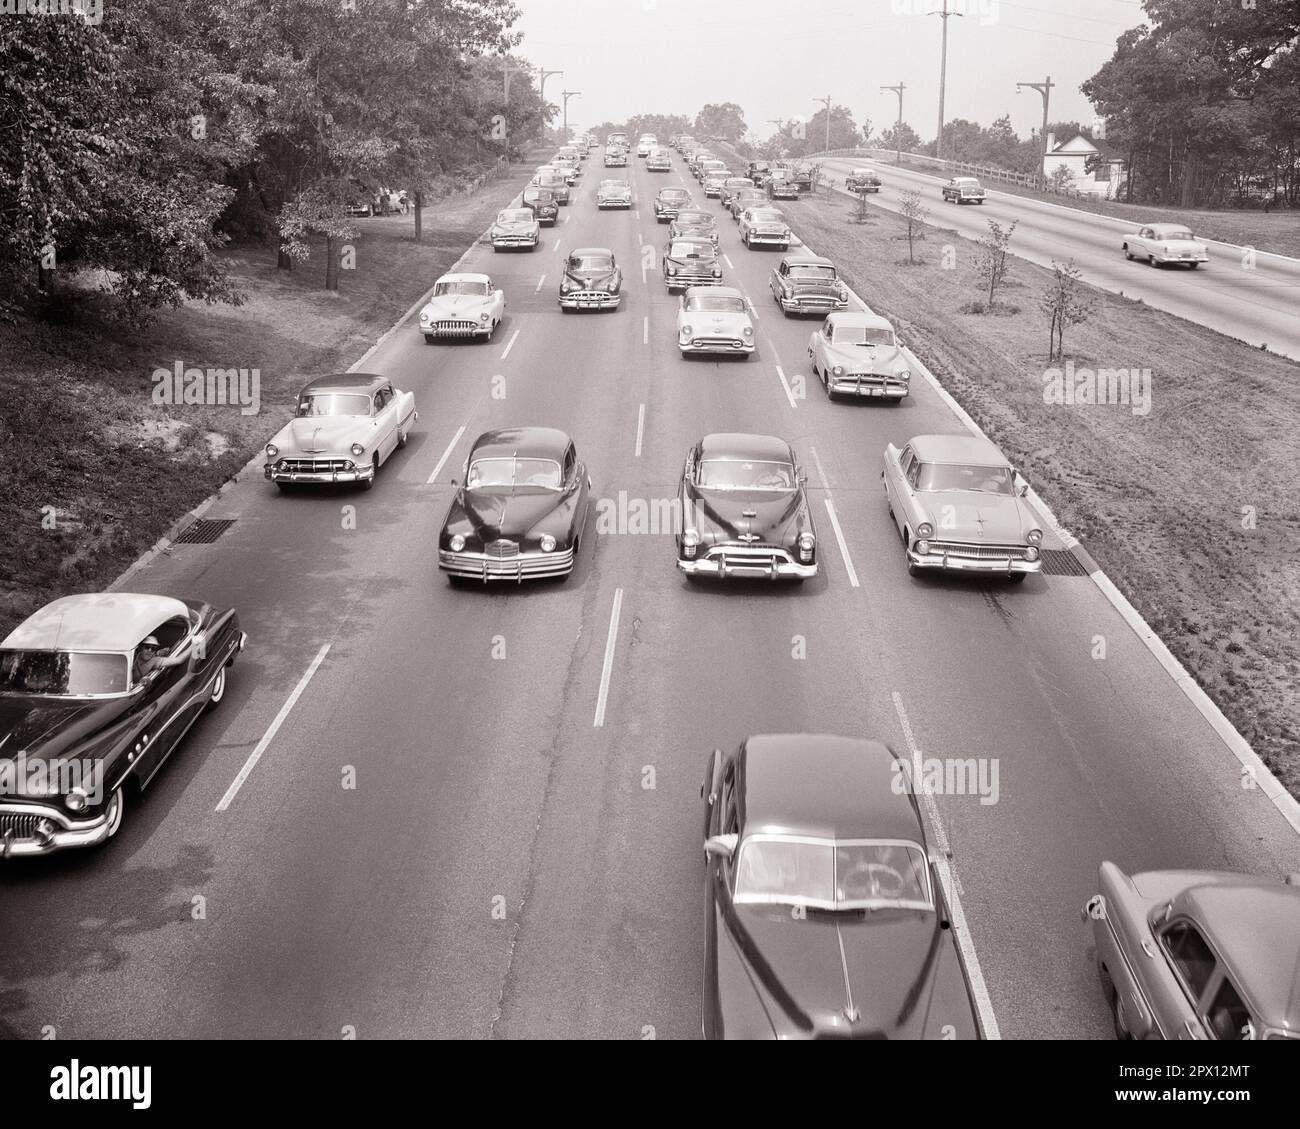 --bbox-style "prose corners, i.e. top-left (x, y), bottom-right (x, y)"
top-left (174, 518), bottom-right (237, 545)
top-left (1040, 548), bottom-right (1092, 577)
